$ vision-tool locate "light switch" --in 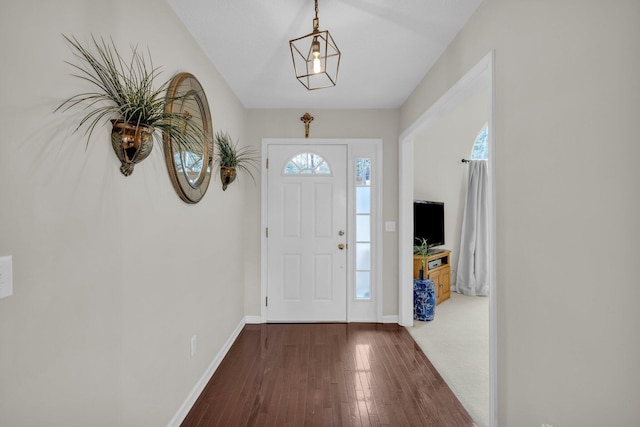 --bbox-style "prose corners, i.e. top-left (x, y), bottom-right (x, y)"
top-left (0, 255), bottom-right (13, 299)
top-left (385, 221), bottom-right (396, 232)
